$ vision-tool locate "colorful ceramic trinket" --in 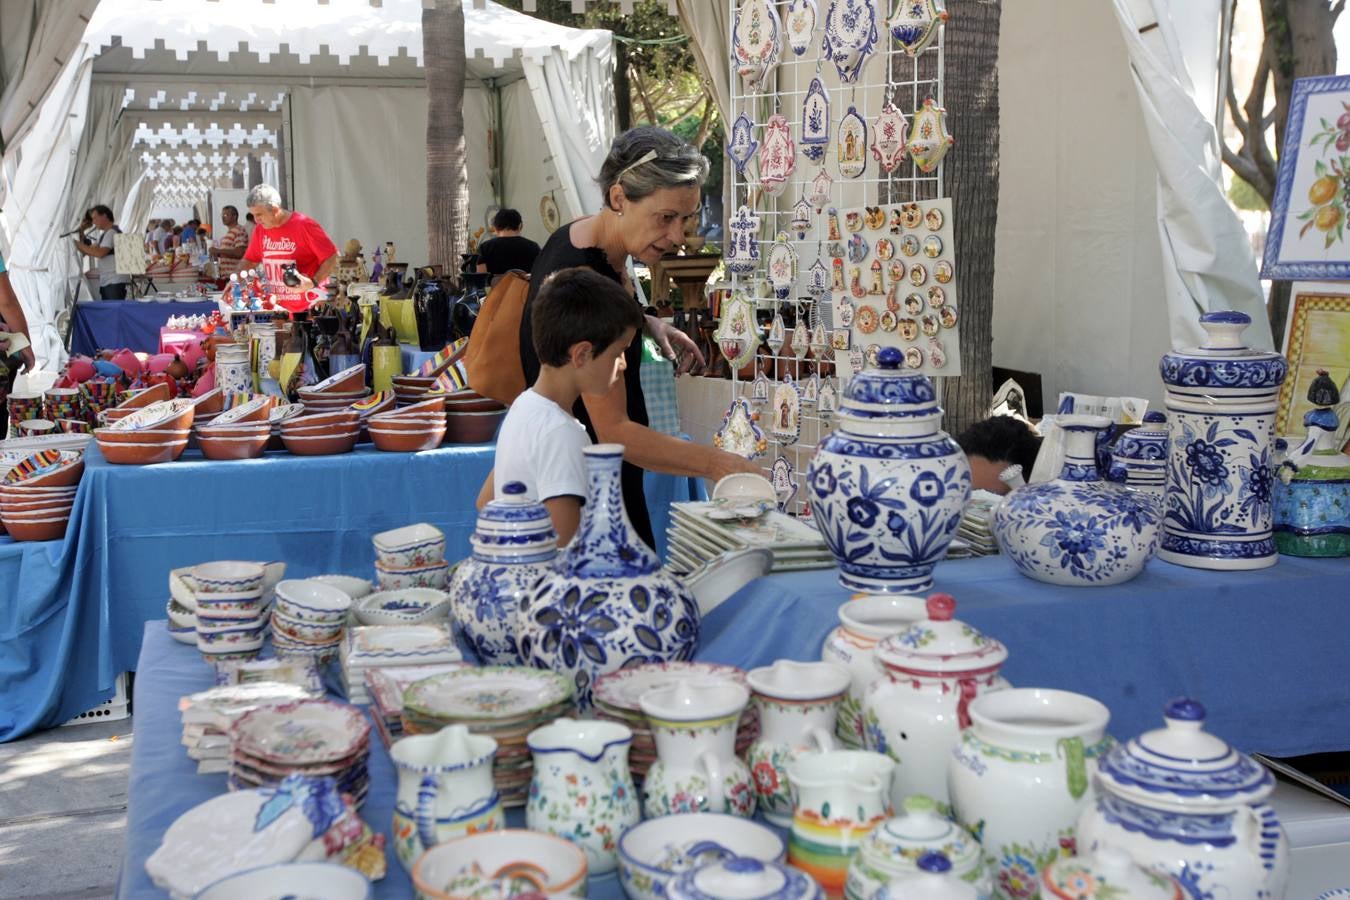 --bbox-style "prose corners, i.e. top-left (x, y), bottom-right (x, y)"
top-left (870, 103), bottom-right (910, 173)
top-left (906, 98), bottom-right (954, 173)
top-left (801, 78), bottom-right (832, 163)
top-left (888, 0), bottom-right (947, 56)
top-left (1274, 371), bottom-right (1350, 556)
